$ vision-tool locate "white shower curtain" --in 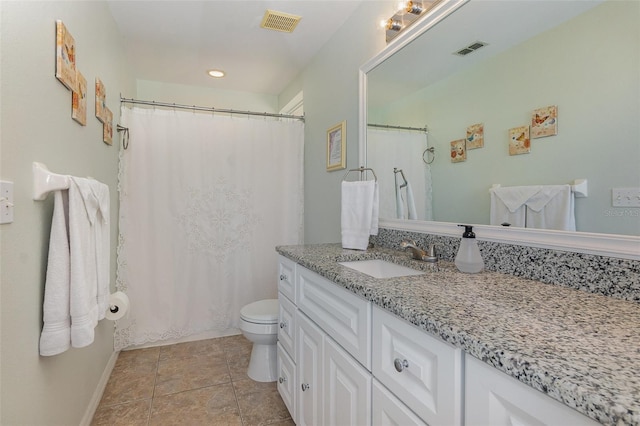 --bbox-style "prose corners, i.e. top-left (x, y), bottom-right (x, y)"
top-left (367, 128), bottom-right (433, 221)
top-left (114, 107), bottom-right (304, 350)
